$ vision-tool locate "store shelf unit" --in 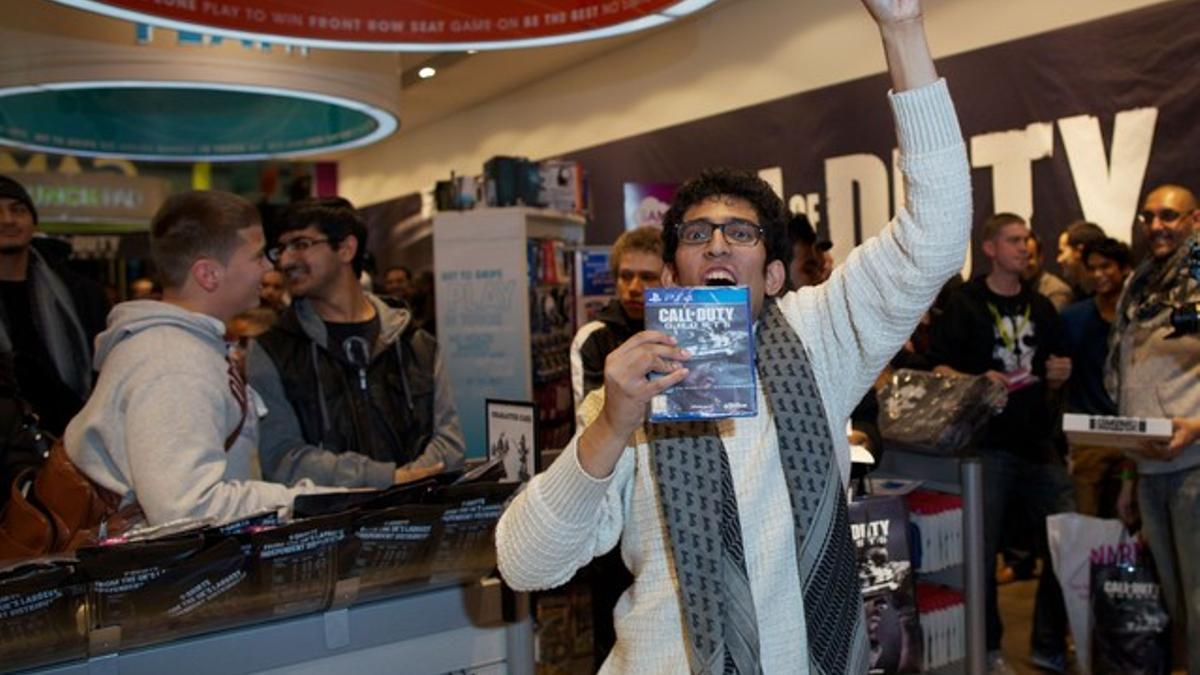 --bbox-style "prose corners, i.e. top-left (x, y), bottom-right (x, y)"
top-left (433, 207), bottom-right (586, 458)
top-left (873, 447), bottom-right (986, 675)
